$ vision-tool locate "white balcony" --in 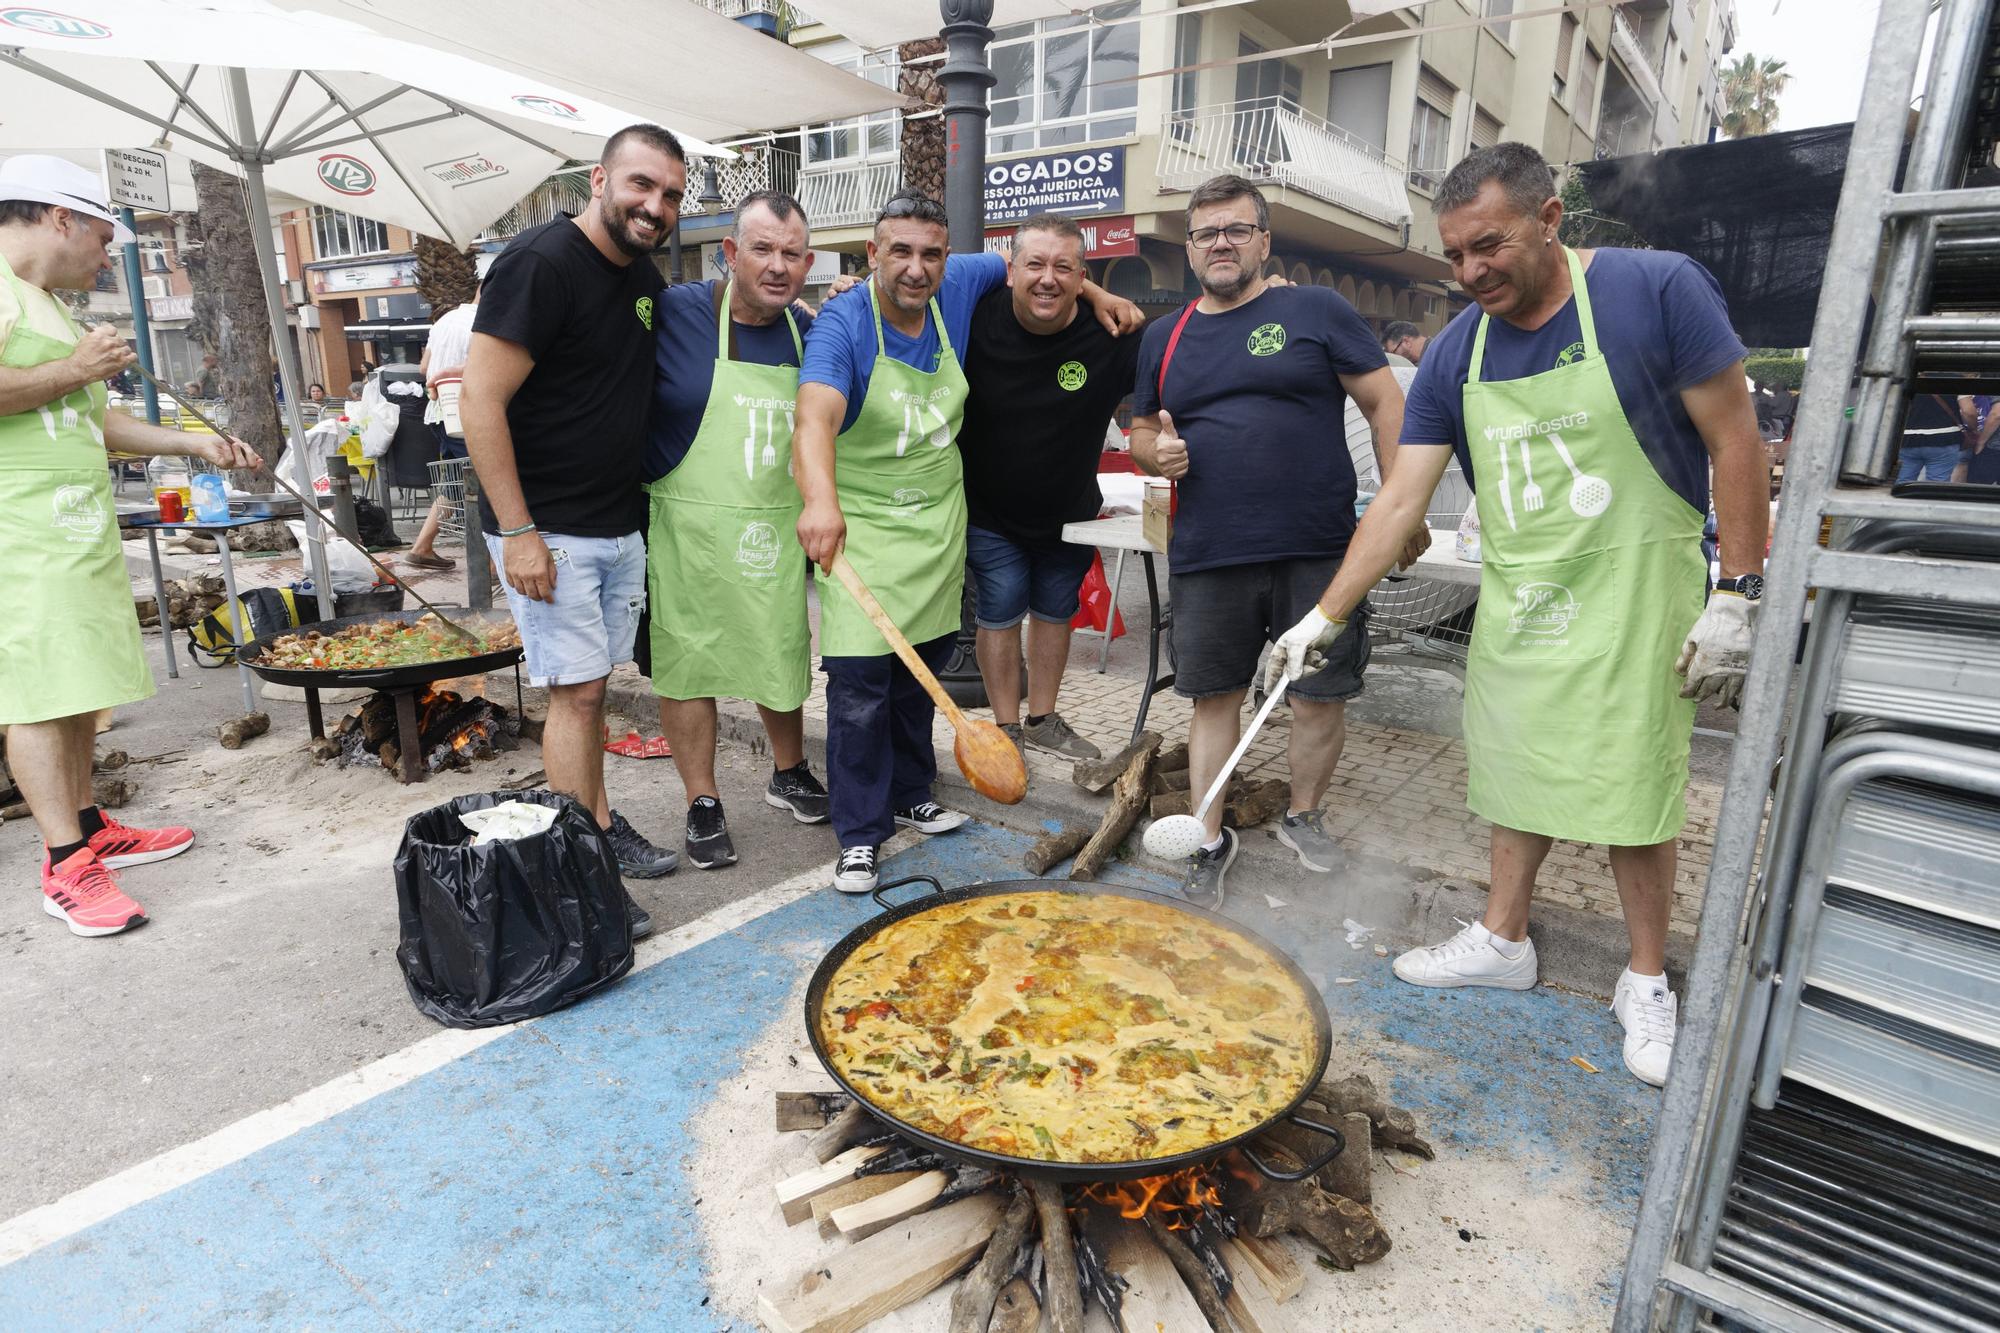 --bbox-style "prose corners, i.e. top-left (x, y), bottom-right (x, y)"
top-left (1609, 7), bottom-right (1666, 109)
top-left (679, 140), bottom-right (802, 220)
top-left (1157, 97), bottom-right (1411, 228)
top-left (796, 160), bottom-right (903, 230)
